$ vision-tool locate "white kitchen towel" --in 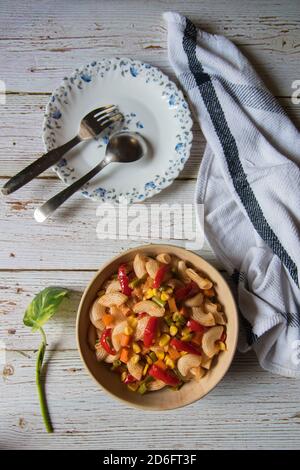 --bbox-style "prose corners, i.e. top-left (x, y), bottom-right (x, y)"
top-left (164, 11), bottom-right (300, 377)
